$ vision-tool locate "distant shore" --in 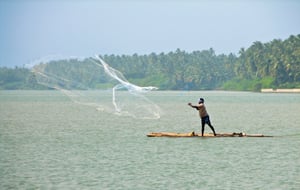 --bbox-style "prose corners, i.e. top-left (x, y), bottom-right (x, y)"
top-left (261, 89), bottom-right (300, 93)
